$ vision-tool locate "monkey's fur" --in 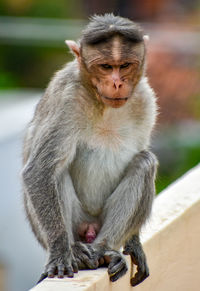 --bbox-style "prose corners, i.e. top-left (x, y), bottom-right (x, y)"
top-left (22, 14), bottom-right (158, 286)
